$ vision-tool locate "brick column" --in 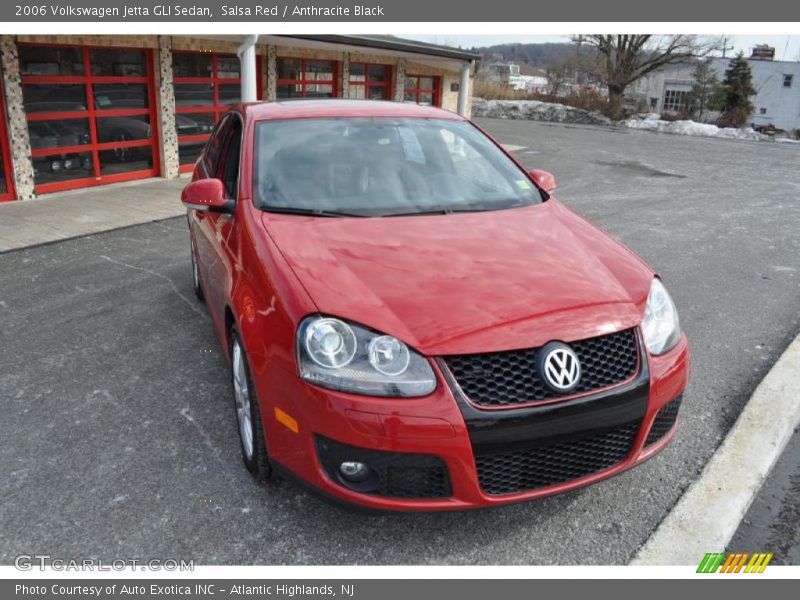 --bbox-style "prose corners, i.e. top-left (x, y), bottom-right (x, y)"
top-left (156, 35), bottom-right (179, 179)
top-left (266, 45), bottom-right (277, 101)
top-left (394, 58), bottom-right (407, 102)
top-left (1, 36), bottom-right (35, 200)
top-left (341, 53), bottom-right (350, 99)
